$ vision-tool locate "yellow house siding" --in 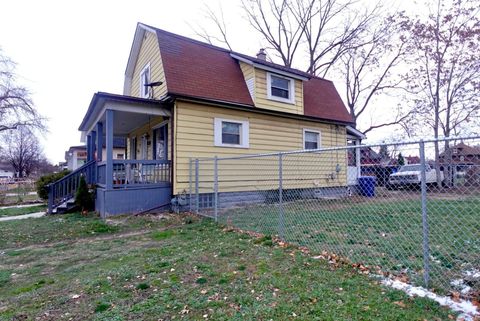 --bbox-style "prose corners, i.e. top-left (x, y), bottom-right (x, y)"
top-left (130, 31), bottom-right (167, 98)
top-left (174, 101), bottom-right (347, 194)
top-left (254, 69), bottom-right (303, 115)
